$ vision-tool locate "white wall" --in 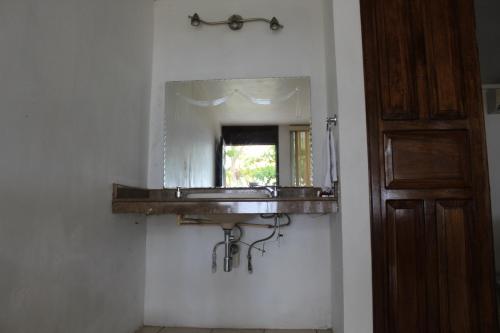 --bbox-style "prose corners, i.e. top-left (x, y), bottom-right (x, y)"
top-left (0, 1), bottom-right (153, 332)
top-left (476, 0), bottom-right (500, 273)
top-left (146, 0), bottom-right (333, 328)
top-left (475, 0), bottom-right (500, 84)
top-left (322, 0), bottom-right (344, 331)
top-left (484, 106), bottom-right (500, 271)
top-left (331, 0), bottom-right (373, 332)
